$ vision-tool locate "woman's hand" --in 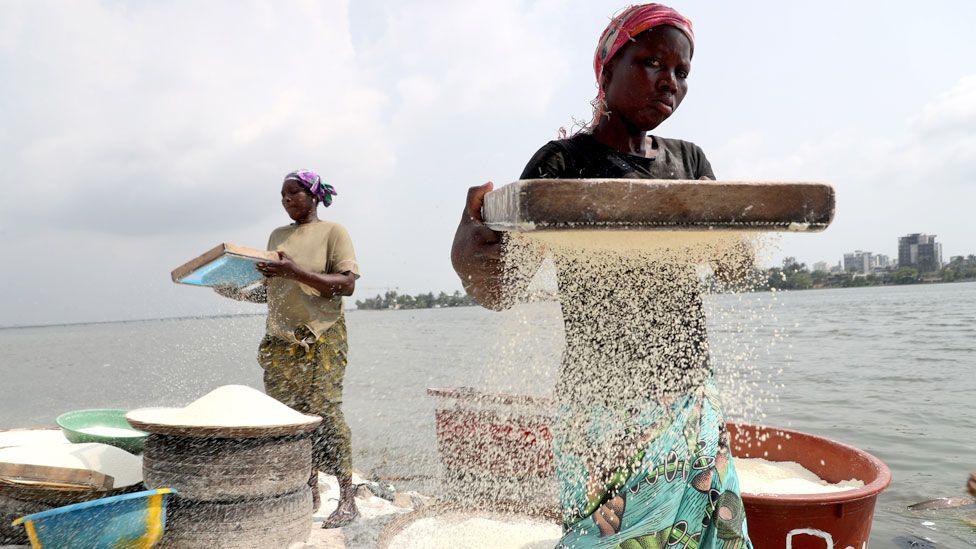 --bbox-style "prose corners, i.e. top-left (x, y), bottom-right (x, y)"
top-left (594, 495), bottom-right (626, 536)
top-left (256, 251), bottom-right (303, 280)
top-left (452, 182), bottom-right (502, 270)
top-left (257, 251), bottom-right (353, 298)
top-left (451, 182), bottom-right (507, 308)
